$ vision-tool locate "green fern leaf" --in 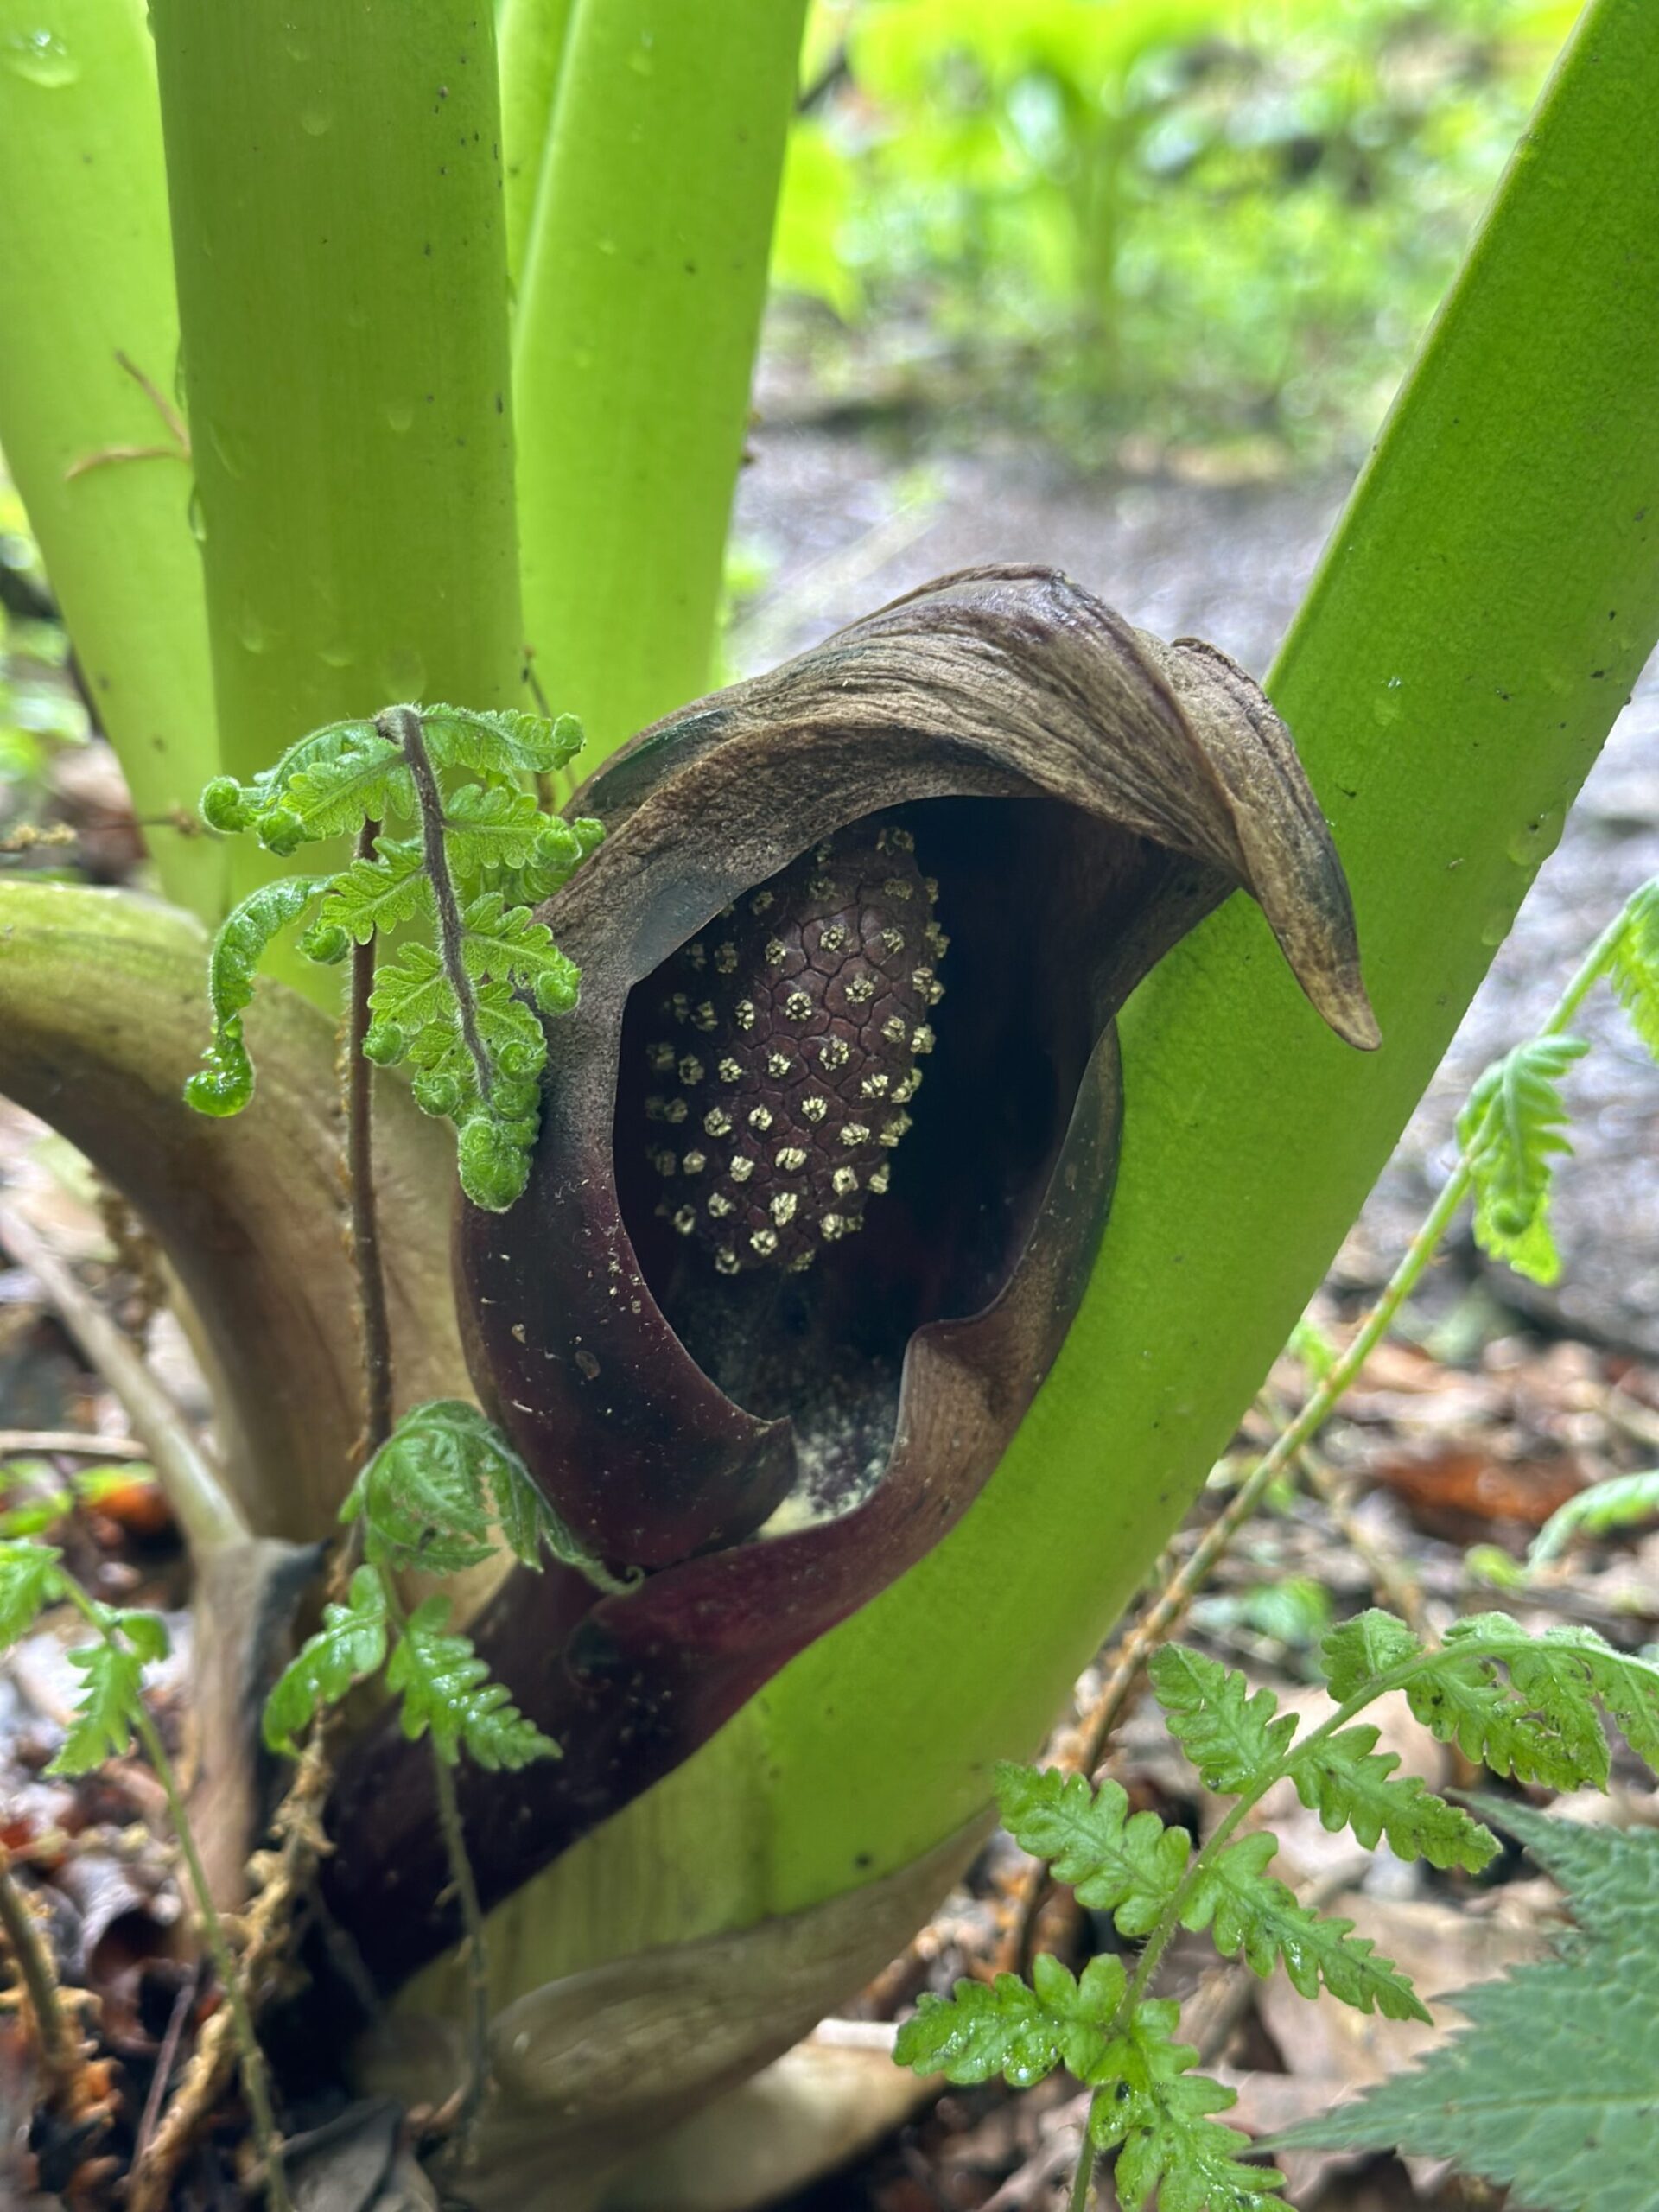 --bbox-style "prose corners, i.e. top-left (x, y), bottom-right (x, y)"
top-left (1091, 2000), bottom-right (1282, 2212)
top-left (1445, 1617), bottom-right (1659, 1775)
top-left (385, 1595), bottom-right (559, 1769)
top-left (184, 874), bottom-right (329, 1116)
top-left (441, 784), bottom-right (549, 885)
top-left (1147, 1646), bottom-right (1298, 1792)
top-left (1269, 1803), bottom-right (1659, 2212)
top-left (345, 1402), bottom-right (494, 1573)
top-left (995, 1763), bottom-right (1191, 1937)
top-left (1402, 1648), bottom-right (1590, 1789)
top-left (1608, 879), bottom-right (1659, 1059)
top-left (1319, 1609), bottom-right (1424, 1700)
top-left (460, 892), bottom-right (582, 1014)
top-left (893, 1952), bottom-right (1128, 2090)
top-left (262, 1566), bottom-right (389, 1753)
top-left (316, 836), bottom-right (431, 941)
top-left (1394, 1617), bottom-right (1658, 1790)
top-left (1529, 1466), bottom-right (1659, 1568)
top-left (0, 1539), bottom-right (65, 1644)
top-left (512, 814), bottom-right (603, 904)
top-left (1181, 1831), bottom-right (1428, 2020)
top-left (1456, 1033), bottom-right (1588, 1284)
top-left (239, 715), bottom-right (379, 807)
top-left (49, 1630), bottom-right (153, 1776)
top-left (369, 941), bottom-right (458, 1046)
top-left (348, 1401), bottom-right (625, 1592)
top-left (264, 727), bottom-right (412, 847)
top-left (423, 704), bottom-right (585, 779)
top-left (1289, 1727), bottom-right (1497, 1872)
